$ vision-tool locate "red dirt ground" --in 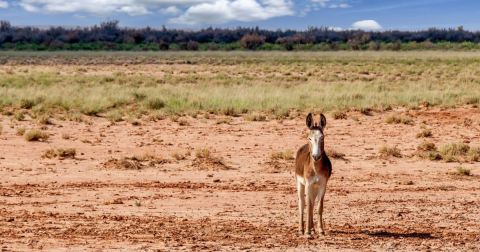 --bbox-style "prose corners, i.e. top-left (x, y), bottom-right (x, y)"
top-left (1, 107), bottom-right (479, 251)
